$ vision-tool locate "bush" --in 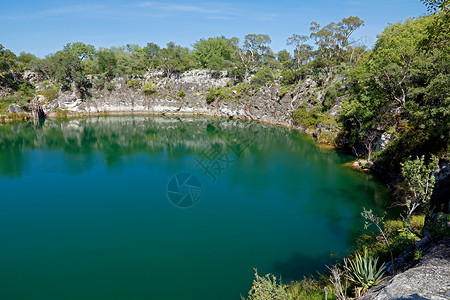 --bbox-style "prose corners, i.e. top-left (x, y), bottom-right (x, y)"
top-left (105, 82), bottom-right (116, 92)
top-left (280, 69), bottom-right (302, 86)
top-left (39, 84), bottom-right (59, 101)
top-left (178, 90), bottom-right (185, 98)
top-left (292, 104), bottom-right (322, 129)
top-left (206, 89), bottom-right (216, 104)
top-left (323, 86), bottom-right (337, 111)
top-left (92, 77), bottom-right (105, 89)
top-left (126, 78), bottom-right (141, 91)
top-left (251, 68), bottom-right (274, 86)
top-left (244, 270), bottom-right (290, 300)
top-left (143, 81), bottom-right (158, 95)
